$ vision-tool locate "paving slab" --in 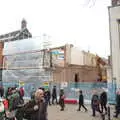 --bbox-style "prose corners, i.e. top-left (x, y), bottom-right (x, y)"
top-left (48, 104), bottom-right (116, 120)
